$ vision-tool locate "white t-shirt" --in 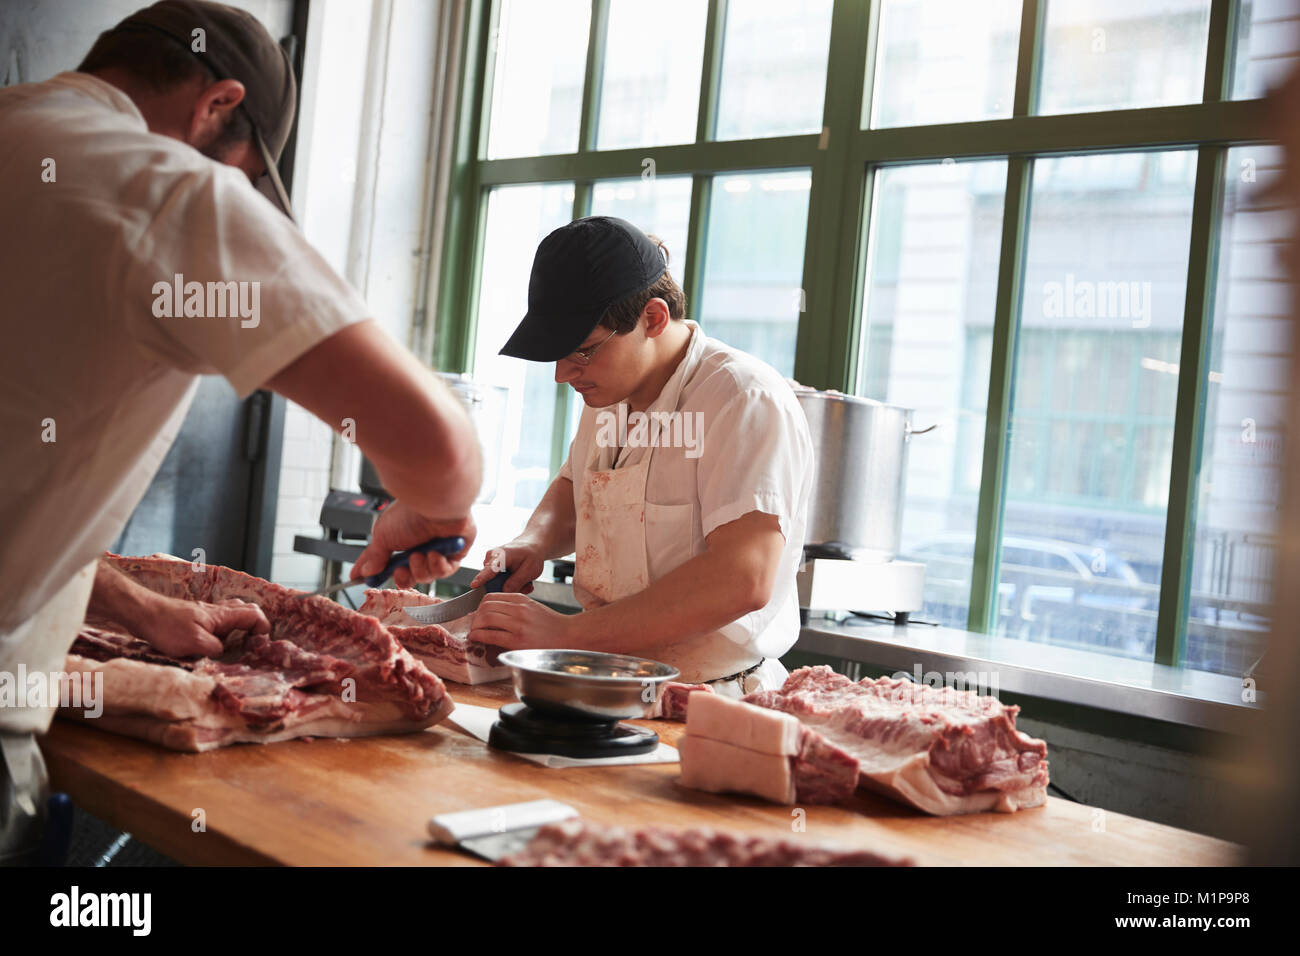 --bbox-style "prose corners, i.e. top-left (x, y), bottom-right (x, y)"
top-left (559, 321), bottom-right (815, 669)
top-left (0, 73), bottom-right (369, 634)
